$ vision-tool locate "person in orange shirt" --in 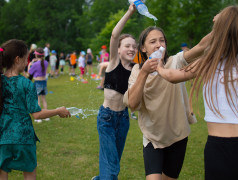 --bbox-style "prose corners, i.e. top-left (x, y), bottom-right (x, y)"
top-left (70, 51), bottom-right (77, 76)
